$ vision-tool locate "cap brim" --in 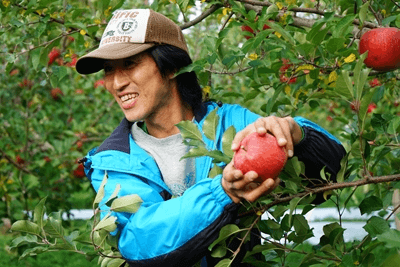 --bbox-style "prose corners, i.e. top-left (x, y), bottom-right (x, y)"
top-left (76, 43), bottom-right (155, 74)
